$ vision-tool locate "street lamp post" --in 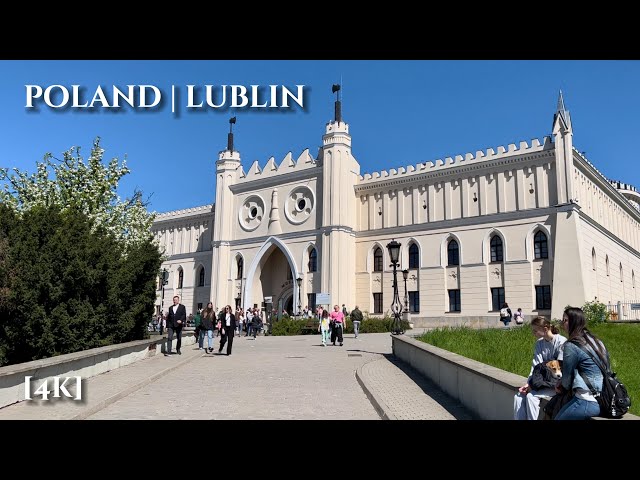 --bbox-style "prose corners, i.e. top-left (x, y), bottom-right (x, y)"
top-left (161, 268), bottom-right (169, 314)
top-left (296, 277), bottom-right (303, 320)
top-left (402, 269), bottom-right (409, 313)
top-left (386, 239), bottom-right (404, 335)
